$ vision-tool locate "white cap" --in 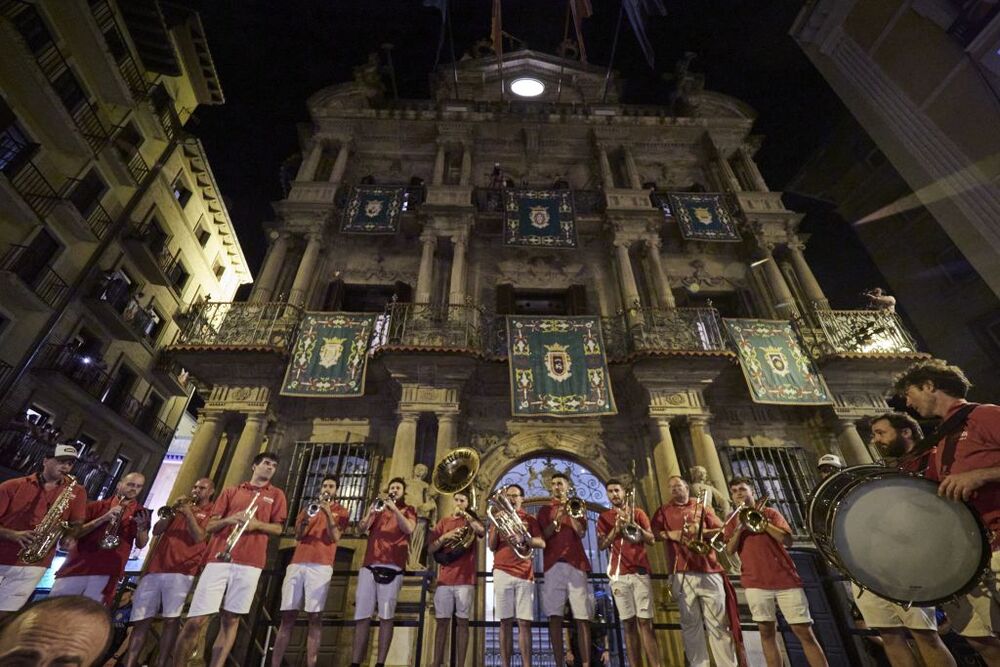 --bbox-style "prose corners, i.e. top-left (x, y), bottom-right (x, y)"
top-left (52, 444), bottom-right (79, 460)
top-left (817, 454), bottom-right (844, 469)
